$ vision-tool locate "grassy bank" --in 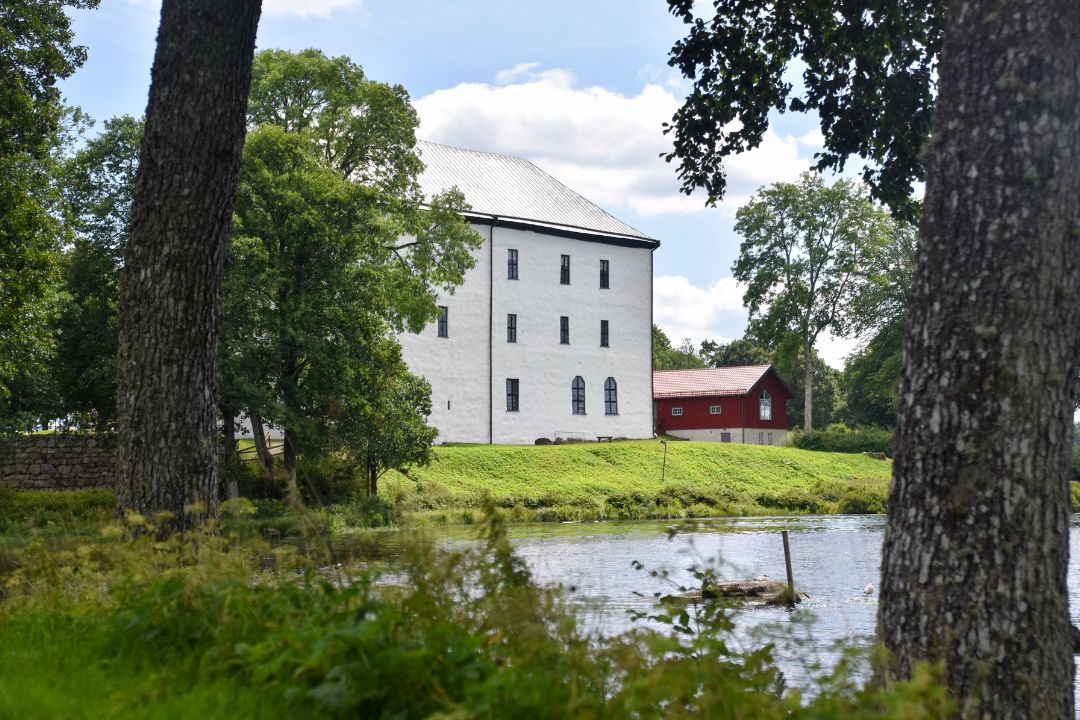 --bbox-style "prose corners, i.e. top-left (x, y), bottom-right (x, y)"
top-left (373, 440), bottom-right (894, 525)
